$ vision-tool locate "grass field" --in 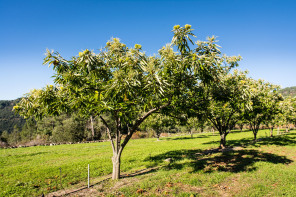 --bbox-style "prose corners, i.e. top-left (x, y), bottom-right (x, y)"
top-left (1, 129), bottom-right (296, 196)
